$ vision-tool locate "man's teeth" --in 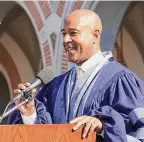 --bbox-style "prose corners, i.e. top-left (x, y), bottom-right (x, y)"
top-left (68, 47), bottom-right (74, 51)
